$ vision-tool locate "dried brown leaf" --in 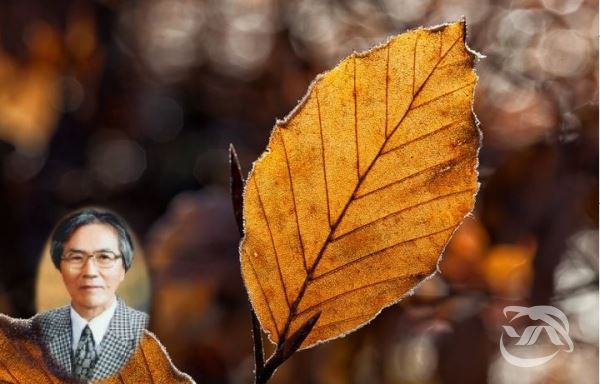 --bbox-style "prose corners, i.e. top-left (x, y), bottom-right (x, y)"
top-left (0, 315), bottom-right (193, 383)
top-left (240, 20), bottom-right (480, 349)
